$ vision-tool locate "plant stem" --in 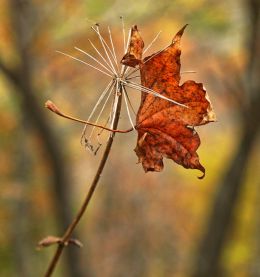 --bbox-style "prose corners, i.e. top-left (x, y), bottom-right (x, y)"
top-left (44, 91), bottom-right (123, 277)
top-left (45, 100), bottom-right (133, 134)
